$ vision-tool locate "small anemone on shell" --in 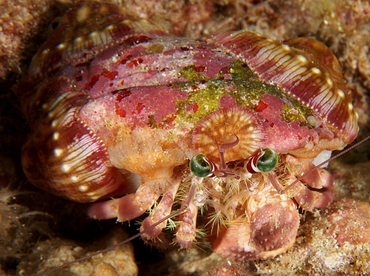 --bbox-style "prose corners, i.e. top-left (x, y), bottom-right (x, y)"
top-left (192, 106), bottom-right (265, 163)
